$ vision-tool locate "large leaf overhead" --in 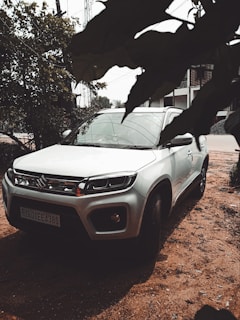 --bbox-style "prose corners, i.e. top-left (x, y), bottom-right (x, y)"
top-left (69, 0), bottom-right (173, 82)
top-left (69, 0), bottom-right (240, 146)
top-left (159, 43), bottom-right (240, 144)
top-left (70, 0), bottom-right (173, 54)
